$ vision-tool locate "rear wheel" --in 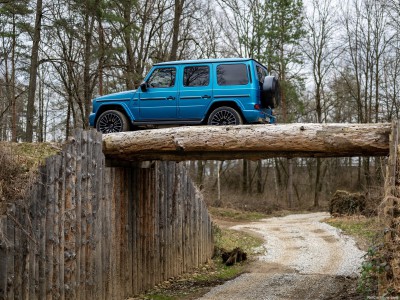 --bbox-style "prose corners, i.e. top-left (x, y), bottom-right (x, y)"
top-left (207, 106), bottom-right (243, 125)
top-left (96, 110), bottom-right (130, 133)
